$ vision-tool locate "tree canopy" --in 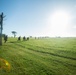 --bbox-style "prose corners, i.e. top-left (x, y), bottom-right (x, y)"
top-left (11, 31), bottom-right (17, 38)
